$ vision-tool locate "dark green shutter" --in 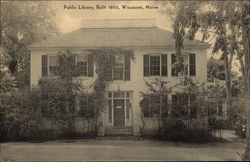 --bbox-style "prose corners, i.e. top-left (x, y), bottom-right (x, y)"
top-left (42, 55), bottom-right (48, 77)
top-left (88, 54), bottom-right (93, 77)
top-left (143, 55), bottom-right (149, 77)
top-left (161, 54), bottom-right (168, 76)
top-left (189, 53), bottom-right (196, 76)
top-left (171, 54), bottom-right (177, 76)
top-left (124, 55), bottom-right (130, 81)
